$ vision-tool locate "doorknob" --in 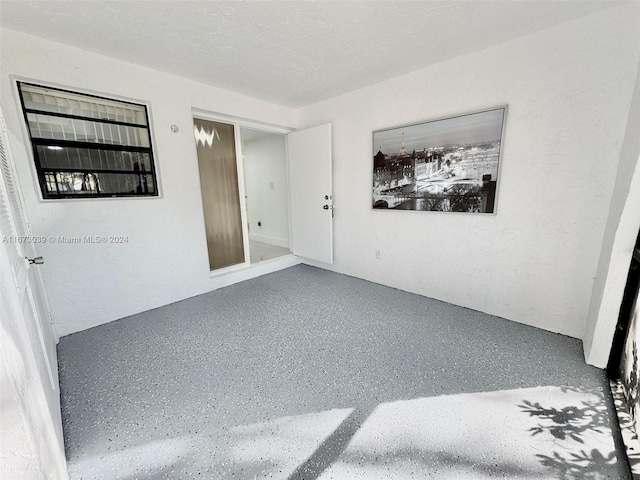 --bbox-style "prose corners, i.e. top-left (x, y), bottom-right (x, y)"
top-left (26, 256), bottom-right (44, 265)
top-left (323, 205), bottom-right (329, 210)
